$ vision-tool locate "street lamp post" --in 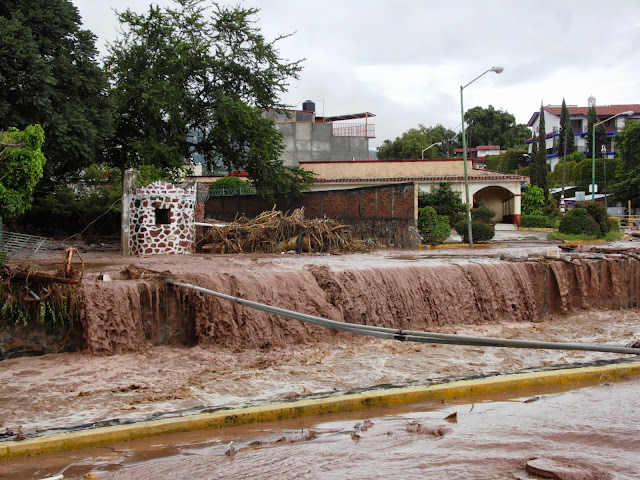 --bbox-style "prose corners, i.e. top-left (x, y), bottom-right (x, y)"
top-left (460, 66), bottom-right (503, 248)
top-left (591, 110), bottom-right (633, 201)
top-left (421, 141), bottom-right (442, 159)
top-left (601, 144), bottom-right (607, 207)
